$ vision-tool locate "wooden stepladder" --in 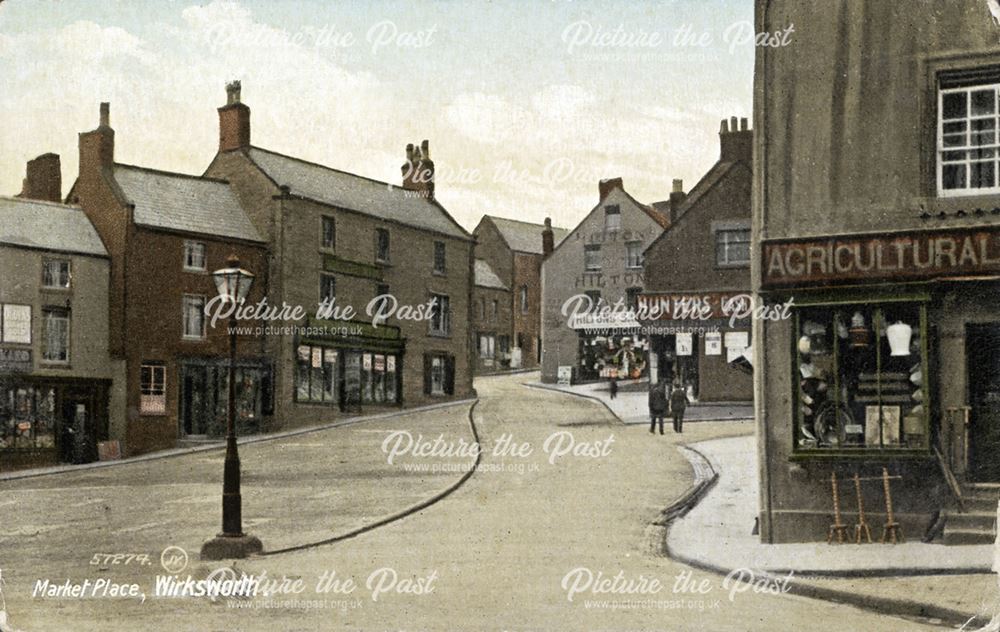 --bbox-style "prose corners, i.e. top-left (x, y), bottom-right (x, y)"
top-left (853, 472), bottom-right (873, 544)
top-left (880, 467), bottom-right (904, 544)
top-left (827, 471), bottom-right (849, 544)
